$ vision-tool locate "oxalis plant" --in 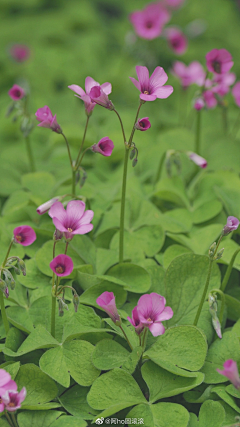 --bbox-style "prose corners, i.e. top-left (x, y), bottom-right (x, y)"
top-left (2, 6), bottom-right (240, 427)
